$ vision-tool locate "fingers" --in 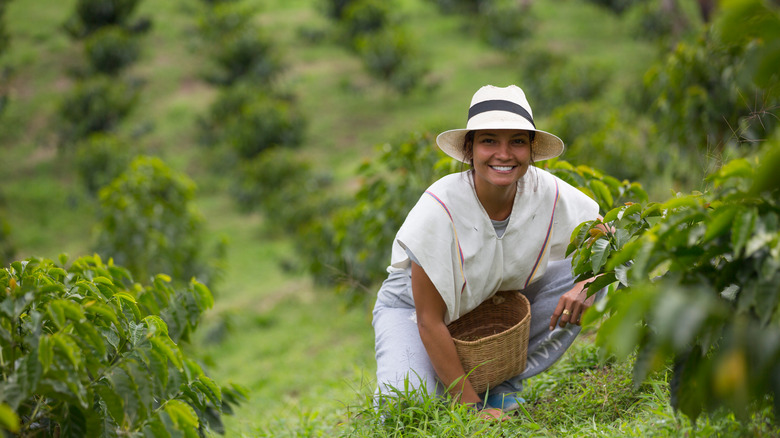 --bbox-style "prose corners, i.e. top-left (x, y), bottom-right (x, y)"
top-left (479, 408), bottom-right (509, 422)
top-left (550, 298), bottom-right (566, 331)
top-left (550, 292), bottom-right (589, 330)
